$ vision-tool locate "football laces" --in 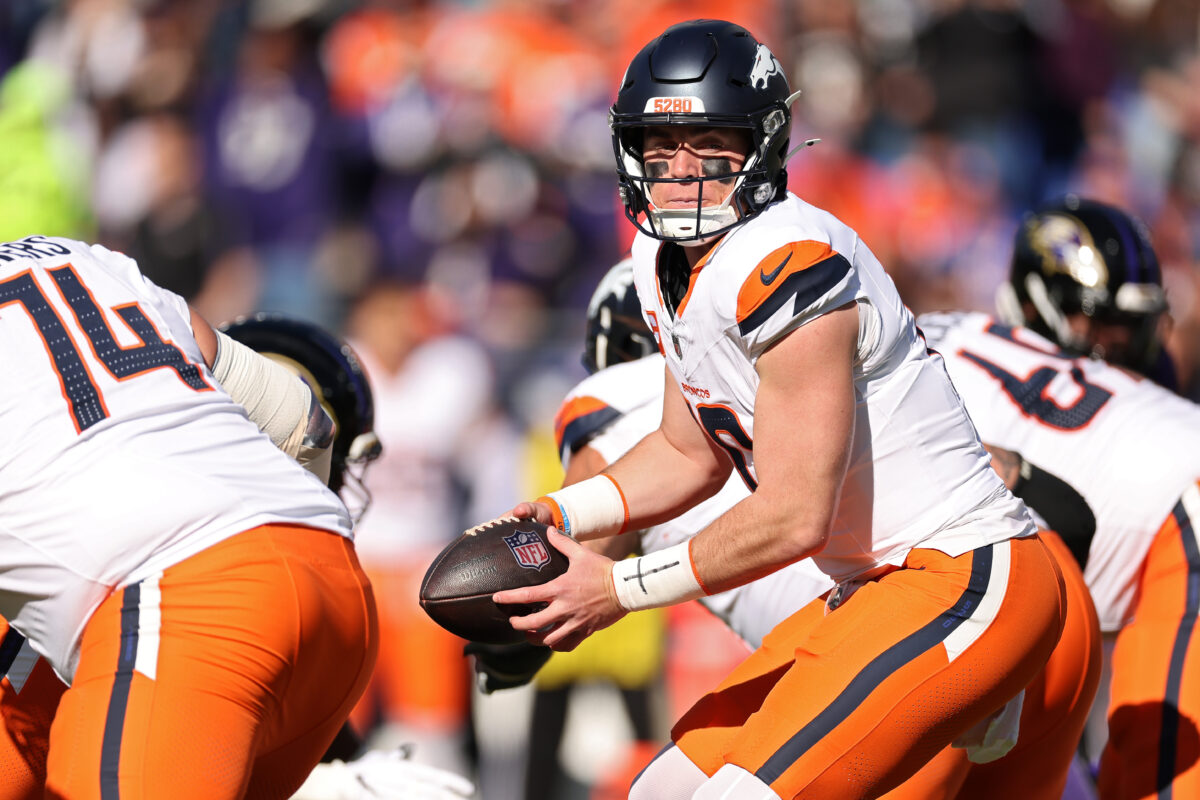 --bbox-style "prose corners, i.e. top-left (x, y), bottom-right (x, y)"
top-left (464, 516), bottom-right (522, 536)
